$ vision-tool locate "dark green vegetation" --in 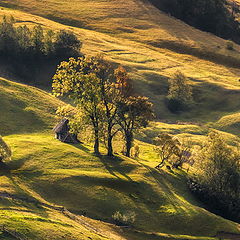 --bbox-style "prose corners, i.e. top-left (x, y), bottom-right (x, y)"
top-left (166, 71), bottom-right (193, 113)
top-left (0, 17), bottom-right (81, 83)
top-left (189, 131), bottom-right (240, 223)
top-left (150, 0), bottom-right (240, 43)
